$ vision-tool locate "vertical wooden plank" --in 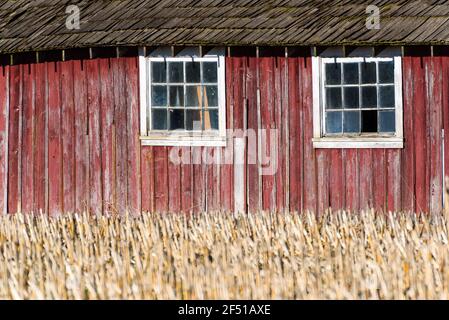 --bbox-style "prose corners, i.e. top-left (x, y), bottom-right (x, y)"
top-left (344, 149), bottom-right (359, 212)
top-left (442, 56), bottom-right (449, 208)
top-left (112, 58), bottom-right (128, 214)
top-left (288, 58), bottom-right (301, 213)
top-left (414, 56), bottom-right (428, 213)
top-left (387, 149), bottom-right (401, 212)
top-left (192, 146), bottom-right (204, 213)
top-left (274, 56), bottom-right (285, 211)
top-left (168, 146), bottom-right (181, 213)
top-left (246, 57), bottom-right (259, 213)
top-left (302, 57), bottom-right (317, 213)
top-left (154, 147), bottom-right (168, 213)
top-left (141, 147), bottom-right (153, 212)
top-left (329, 149), bottom-right (343, 211)
top-left (86, 60), bottom-right (102, 215)
top-left (316, 150), bottom-right (330, 215)
top-left (47, 62), bottom-right (62, 216)
top-left (428, 56), bottom-right (443, 215)
top-left (372, 149), bottom-right (386, 213)
top-left (259, 57), bottom-right (275, 211)
top-left (99, 58), bottom-right (115, 215)
top-left (180, 146), bottom-right (193, 214)
top-left (206, 147), bottom-right (219, 212)
top-left (21, 64), bottom-right (35, 214)
top-left (0, 66), bottom-right (9, 215)
top-left (73, 60), bottom-right (89, 214)
top-left (125, 57), bottom-right (141, 216)
top-left (358, 149), bottom-right (373, 211)
top-left (234, 138), bottom-right (245, 213)
top-left (60, 61), bottom-right (75, 213)
top-left (401, 56), bottom-right (415, 213)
